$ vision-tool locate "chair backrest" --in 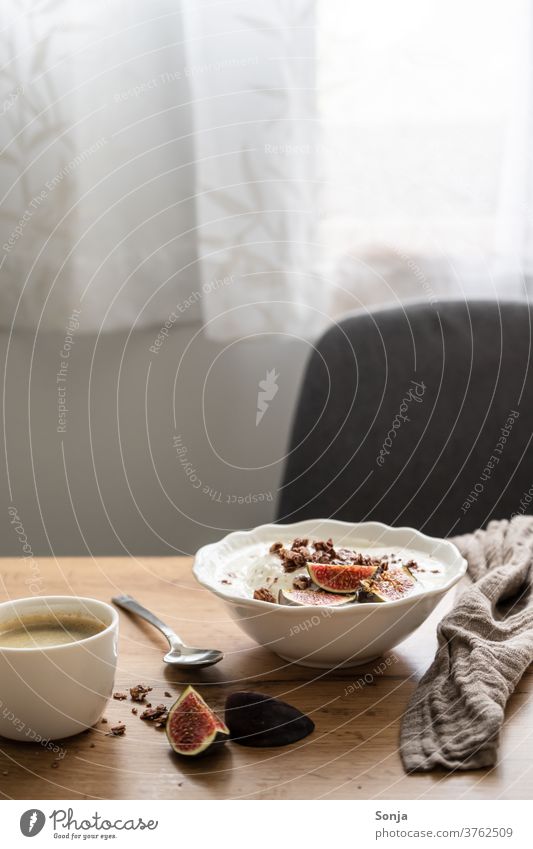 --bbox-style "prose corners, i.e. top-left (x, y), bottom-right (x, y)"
top-left (278, 300), bottom-right (533, 537)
